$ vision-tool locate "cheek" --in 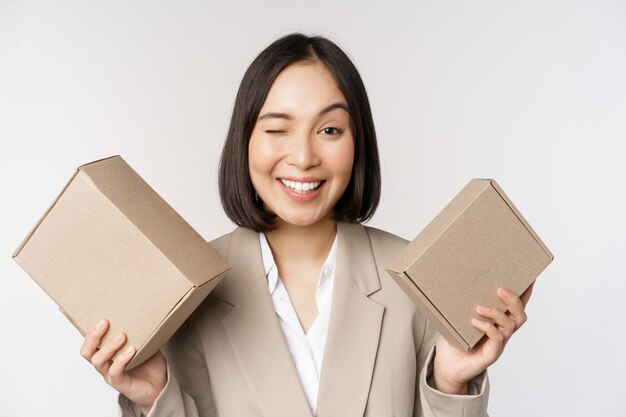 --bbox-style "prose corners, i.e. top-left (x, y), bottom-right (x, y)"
top-left (248, 135), bottom-right (278, 179)
top-left (330, 140), bottom-right (355, 182)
